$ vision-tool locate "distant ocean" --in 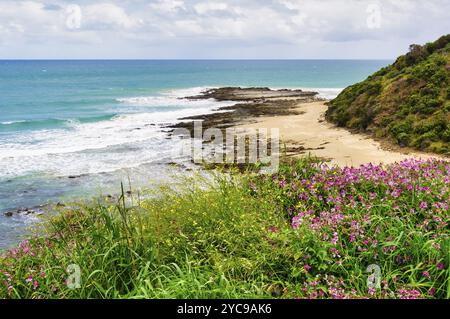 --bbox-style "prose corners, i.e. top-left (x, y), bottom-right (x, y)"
top-left (0, 59), bottom-right (390, 248)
